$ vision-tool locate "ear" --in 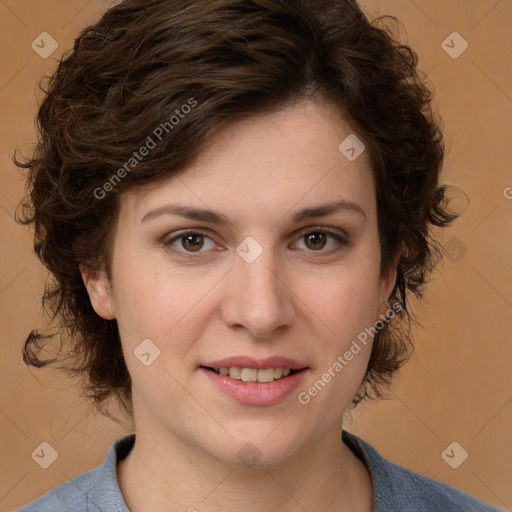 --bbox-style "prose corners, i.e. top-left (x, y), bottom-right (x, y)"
top-left (79, 263), bottom-right (115, 320)
top-left (376, 247), bottom-right (402, 320)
